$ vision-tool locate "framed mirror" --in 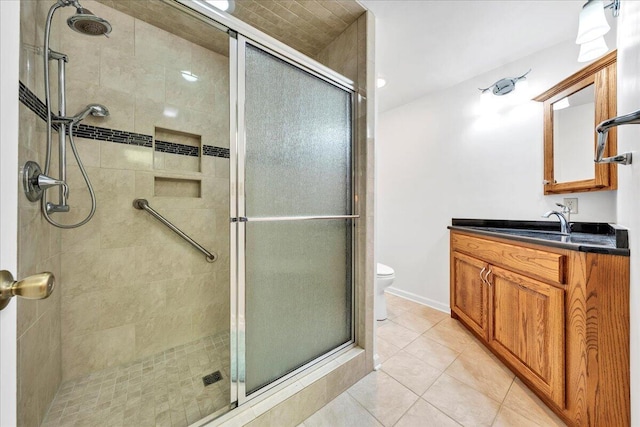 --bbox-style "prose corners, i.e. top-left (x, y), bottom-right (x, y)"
top-left (534, 51), bottom-right (617, 194)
